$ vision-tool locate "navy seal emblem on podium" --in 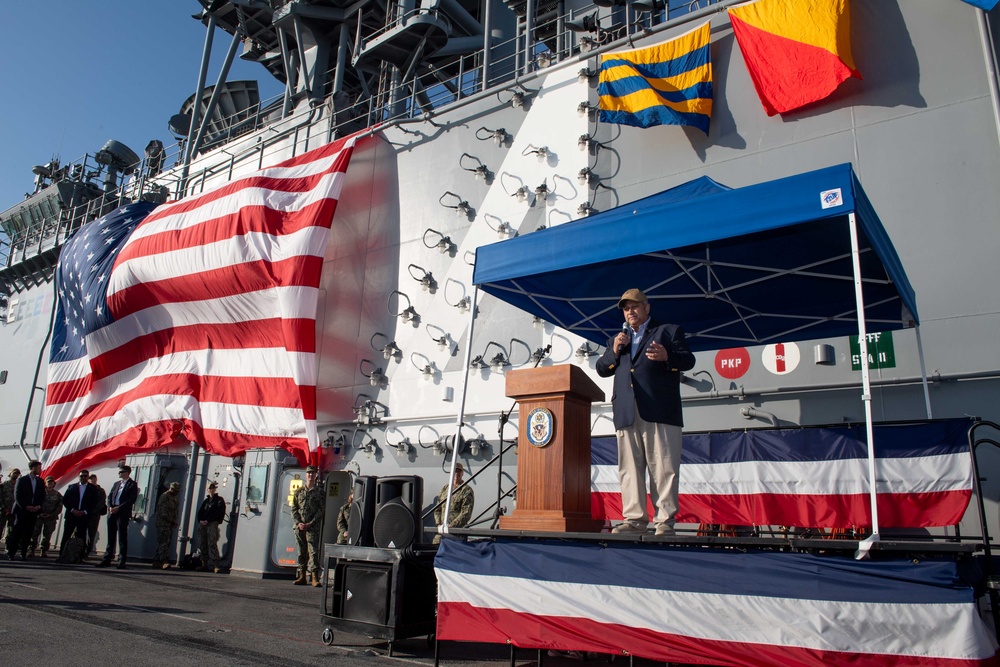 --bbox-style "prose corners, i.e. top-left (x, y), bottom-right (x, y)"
top-left (526, 407), bottom-right (554, 447)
